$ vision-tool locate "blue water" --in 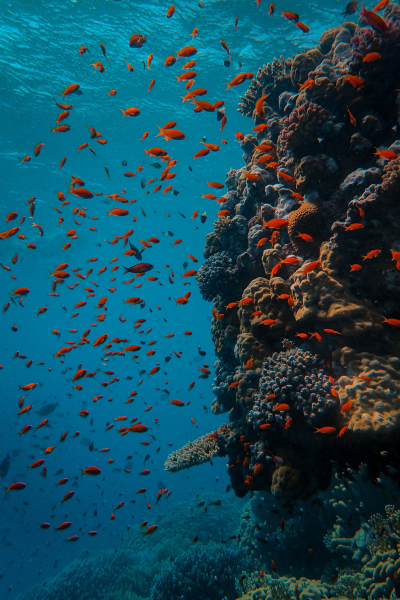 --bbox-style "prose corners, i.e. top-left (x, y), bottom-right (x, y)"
top-left (0, 0), bottom-right (362, 597)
